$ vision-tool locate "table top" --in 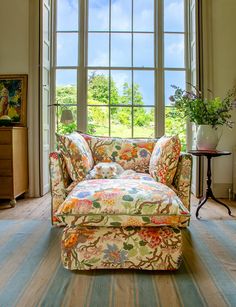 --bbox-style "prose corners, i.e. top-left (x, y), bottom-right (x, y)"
top-left (188, 150), bottom-right (231, 157)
